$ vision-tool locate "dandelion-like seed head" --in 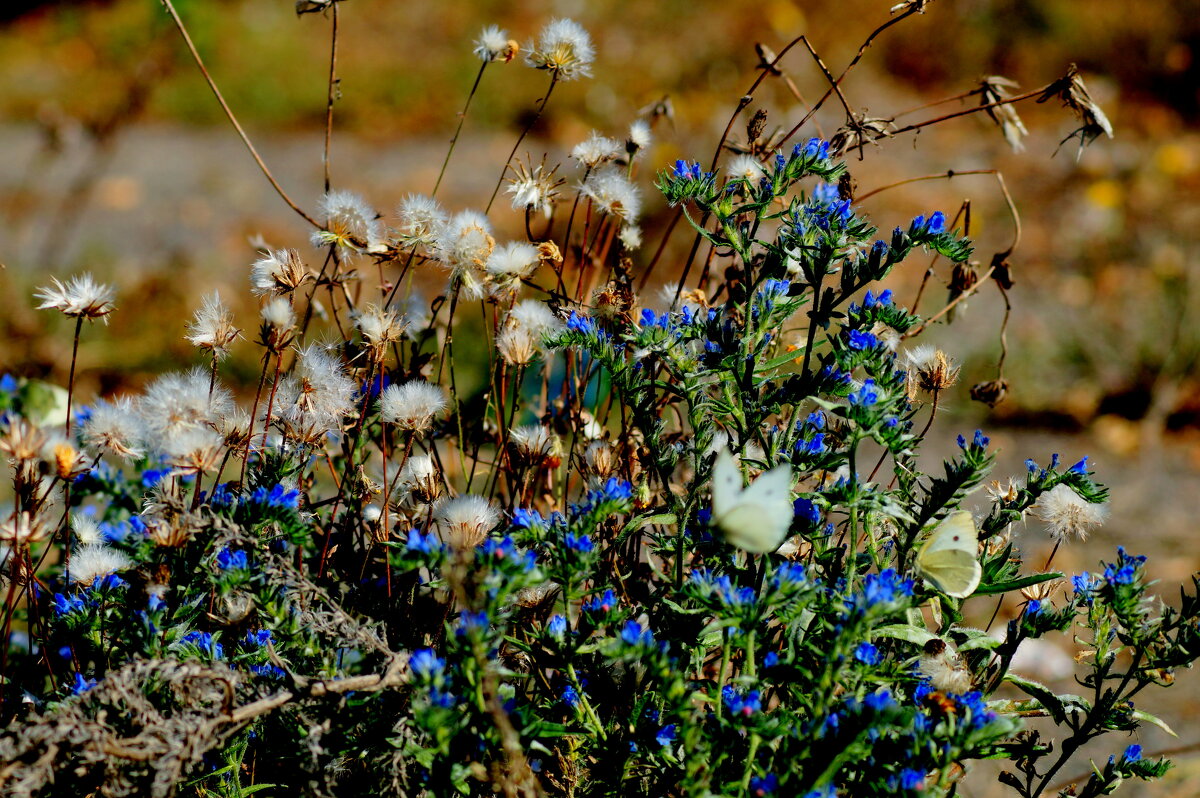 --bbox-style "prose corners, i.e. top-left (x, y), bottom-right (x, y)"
top-left (508, 299), bottom-right (565, 346)
top-left (379, 380), bottom-right (448, 432)
top-left (0, 511), bottom-right (51, 545)
top-left (869, 321), bottom-right (902, 352)
top-left (618, 225), bottom-right (643, 251)
top-left (250, 249), bottom-right (309, 296)
top-left (400, 453), bottom-right (441, 504)
top-left (435, 494), bottom-right (500, 551)
top-left (509, 424), bottom-right (562, 465)
top-left (627, 119), bottom-right (652, 156)
top-left (581, 166), bottom-right (641, 222)
top-left (526, 18), bottom-right (595, 81)
top-left (353, 303), bottom-right (406, 353)
top-left (163, 425), bottom-right (225, 477)
top-left (979, 75), bottom-right (1028, 152)
top-left (486, 241), bottom-right (541, 291)
top-left (916, 640), bottom-right (973, 694)
top-left (473, 24), bottom-right (519, 63)
top-left (726, 154), bottom-right (766, 183)
top-left (433, 210), bottom-right (495, 300)
top-left (275, 344), bottom-right (356, 439)
top-left (571, 131), bottom-right (622, 169)
top-left (583, 440), bottom-right (616, 477)
top-left (396, 194), bottom-right (447, 247)
top-left (35, 274), bottom-right (116, 323)
top-left (1034, 484), bottom-right (1108, 543)
top-left (506, 157), bottom-right (563, 217)
top-left (259, 298), bottom-right (296, 352)
top-left (71, 514), bottom-right (103, 546)
top-left (70, 544), bottom-right (132, 584)
top-left (185, 291), bottom-right (241, 360)
top-left (497, 324), bottom-right (538, 366)
top-left (82, 396), bottom-right (144, 460)
top-left (903, 345), bottom-right (959, 396)
top-left (310, 189), bottom-right (381, 257)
